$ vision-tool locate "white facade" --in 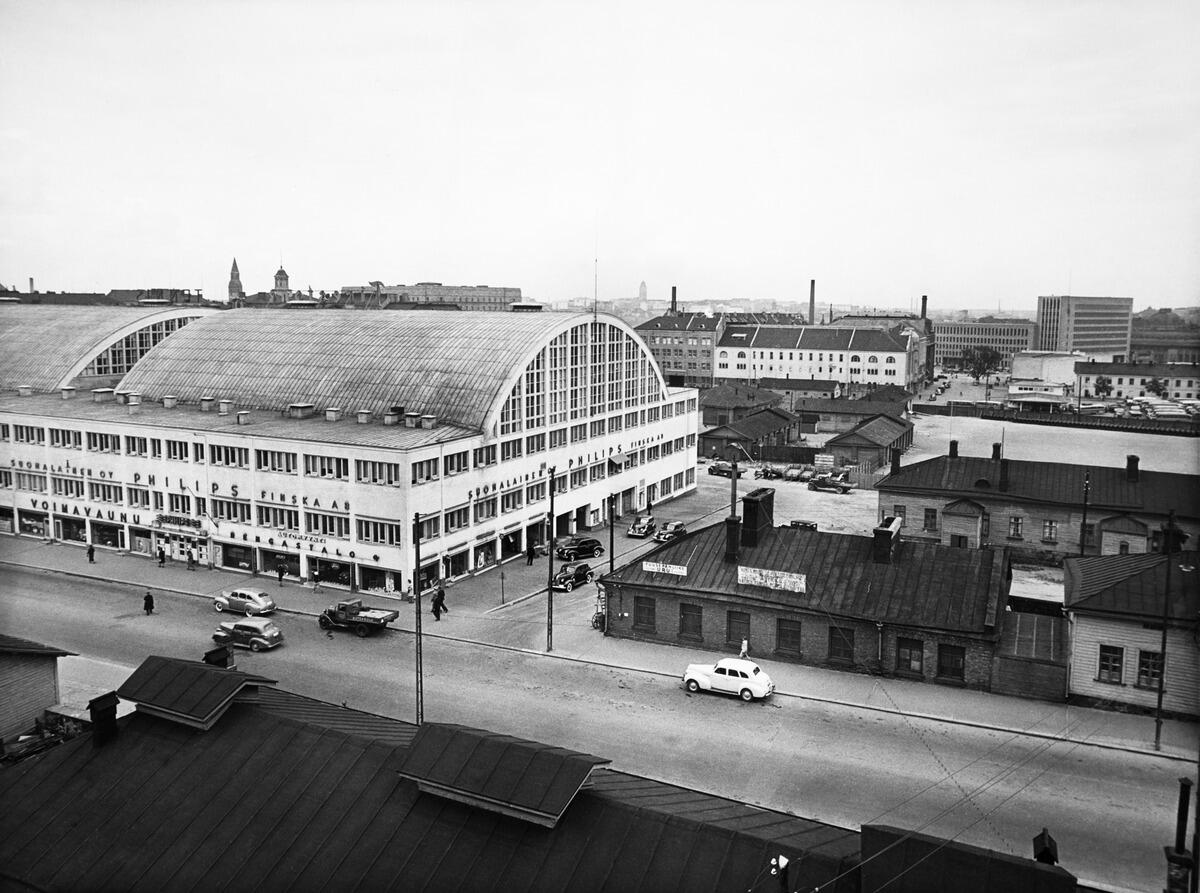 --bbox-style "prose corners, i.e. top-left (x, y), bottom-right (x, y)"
top-left (0, 313), bottom-right (699, 594)
top-left (714, 331), bottom-right (917, 390)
